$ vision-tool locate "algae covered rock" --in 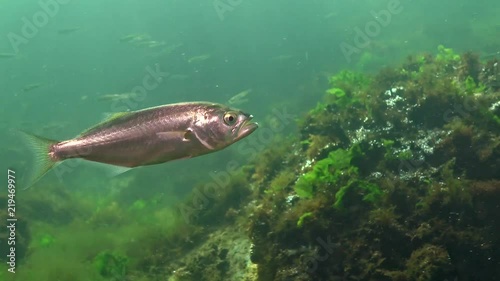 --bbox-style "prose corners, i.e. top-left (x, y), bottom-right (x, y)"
top-left (405, 244), bottom-right (454, 281)
top-left (165, 226), bottom-right (258, 281)
top-left (243, 48), bottom-right (500, 280)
